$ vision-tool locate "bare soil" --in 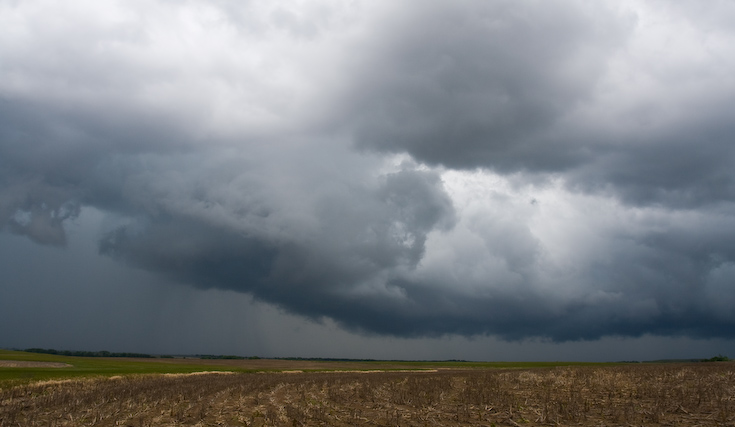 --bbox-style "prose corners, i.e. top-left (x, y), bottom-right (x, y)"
top-left (1, 362), bottom-right (733, 426)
